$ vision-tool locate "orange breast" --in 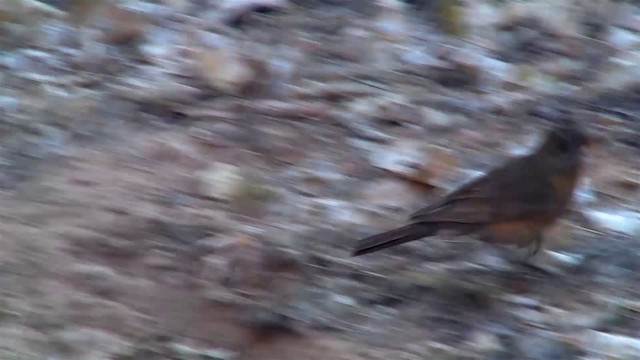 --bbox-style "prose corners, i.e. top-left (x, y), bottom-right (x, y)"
top-left (550, 169), bottom-right (580, 210)
top-left (485, 218), bottom-right (553, 246)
